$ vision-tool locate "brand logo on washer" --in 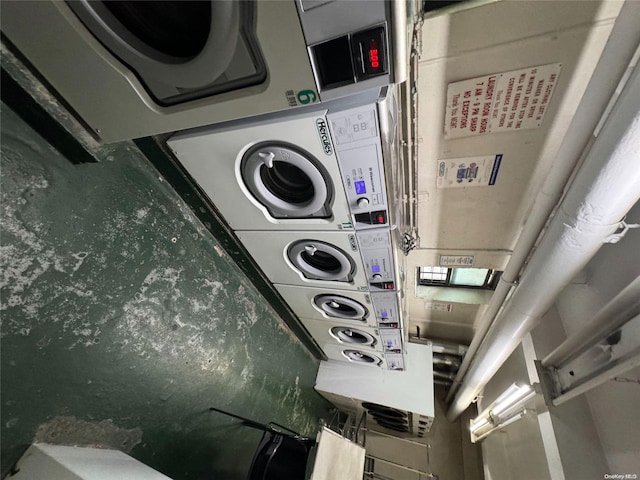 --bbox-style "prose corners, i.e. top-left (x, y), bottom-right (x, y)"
top-left (348, 234), bottom-right (358, 252)
top-left (315, 119), bottom-right (334, 156)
